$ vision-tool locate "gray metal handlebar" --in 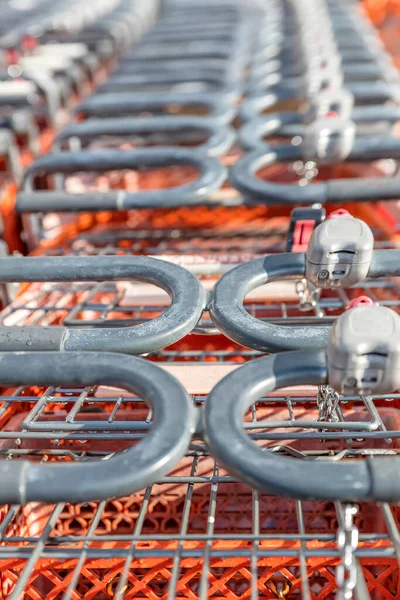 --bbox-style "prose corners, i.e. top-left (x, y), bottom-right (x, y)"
top-left (204, 351), bottom-right (398, 502)
top-left (229, 138), bottom-right (400, 205)
top-left (240, 82), bottom-right (400, 121)
top-left (75, 91), bottom-right (236, 124)
top-left (53, 116), bottom-right (235, 157)
top-left (16, 148), bottom-right (226, 212)
top-left (0, 256), bottom-right (206, 353)
top-left (209, 250), bottom-right (400, 352)
top-left (0, 351), bottom-right (195, 503)
top-left (239, 106), bottom-right (400, 150)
